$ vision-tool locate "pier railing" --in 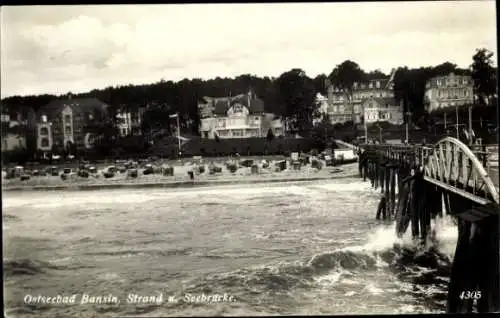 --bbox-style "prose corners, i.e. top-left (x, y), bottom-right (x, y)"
top-left (358, 137), bottom-right (500, 313)
top-left (361, 138), bottom-right (499, 205)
